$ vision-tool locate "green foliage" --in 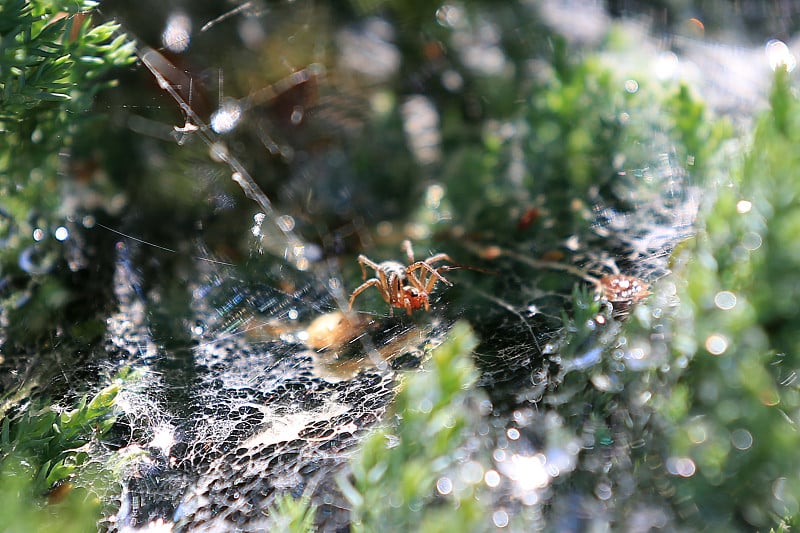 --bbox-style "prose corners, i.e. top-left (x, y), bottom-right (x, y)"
top-left (0, 467), bottom-right (103, 533)
top-left (264, 493), bottom-right (318, 533)
top-left (0, 376), bottom-right (123, 531)
top-left (0, 0), bottom-right (135, 120)
top-left (667, 69), bottom-right (800, 529)
top-left (0, 0), bottom-right (135, 343)
top-left (339, 322), bottom-right (487, 532)
top-left (666, 83), bottom-right (733, 173)
top-left (557, 285), bottom-right (604, 361)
